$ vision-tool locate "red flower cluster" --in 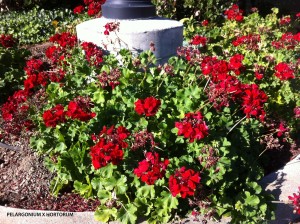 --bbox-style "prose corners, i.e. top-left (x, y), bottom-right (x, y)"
top-left (241, 84), bottom-right (268, 121)
top-left (279, 16), bottom-right (291, 25)
top-left (45, 45), bottom-right (65, 65)
top-left (201, 20), bottom-right (209, 26)
top-left (288, 186), bottom-right (300, 214)
top-left (201, 55), bottom-right (248, 110)
top-left (190, 35), bottom-right (207, 46)
top-left (81, 42), bottom-right (103, 66)
top-left (274, 62), bottom-right (295, 80)
top-left (24, 58), bottom-right (45, 76)
top-left (175, 111), bottom-right (209, 142)
top-left (1, 90), bottom-right (33, 137)
top-left (200, 55), bottom-right (267, 120)
top-left (294, 106), bottom-right (300, 119)
top-left (66, 97), bottom-right (96, 121)
top-left (134, 152), bottom-right (169, 185)
top-left (73, 5), bottom-right (85, 14)
top-left (272, 32), bottom-right (300, 50)
top-left (277, 122), bottom-right (288, 137)
top-left (232, 34), bottom-right (261, 50)
top-left (201, 56), bottom-right (218, 76)
top-left (134, 96), bottom-right (161, 117)
top-left (255, 72), bottom-right (263, 80)
top-left (104, 22), bottom-right (120, 35)
top-left (228, 54), bottom-right (245, 75)
top-left (0, 34), bottom-right (17, 48)
top-left (2, 90), bottom-right (27, 122)
top-left (43, 104), bottom-right (66, 128)
top-left (254, 65), bottom-right (265, 80)
top-left (49, 32), bottom-right (77, 48)
top-left (97, 69), bottom-right (121, 89)
top-left (201, 55), bottom-right (244, 83)
top-left (224, 4), bottom-right (244, 22)
top-left (46, 32), bottom-right (77, 66)
top-left (169, 167), bottom-right (200, 198)
top-left (131, 130), bottom-right (156, 151)
top-left (90, 125), bottom-right (130, 169)
top-left (24, 59), bottom-right (48, 92)
top-left (84, 0), bottom-right (105, 16)
top-left (42, 97), bottom-right (96, 127)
